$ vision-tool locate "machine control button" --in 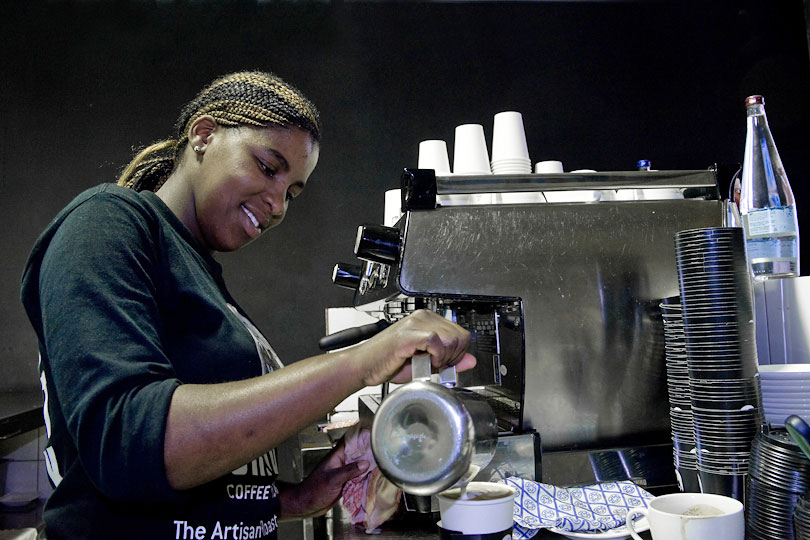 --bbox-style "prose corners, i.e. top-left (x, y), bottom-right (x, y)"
top-left (332, 262), bottom-right (364, 290)
top-left (354, 223), bottom-right (402, 264)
